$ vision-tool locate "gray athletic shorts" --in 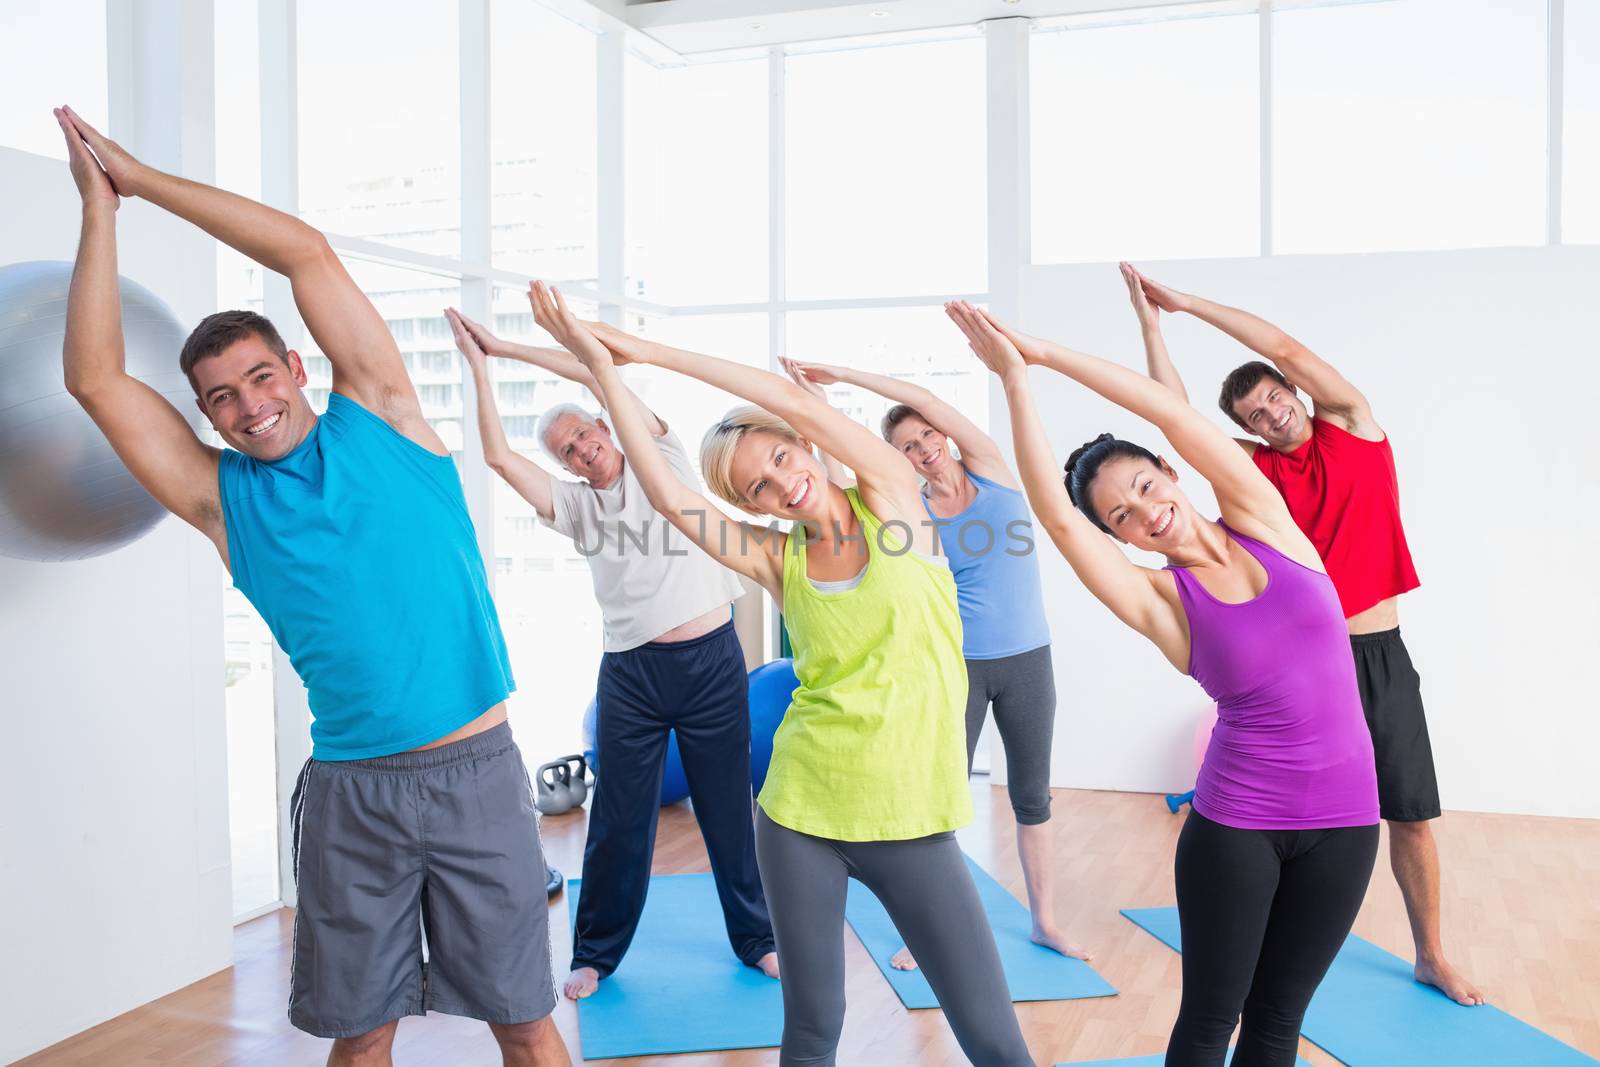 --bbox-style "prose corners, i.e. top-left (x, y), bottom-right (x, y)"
top-left (288, 721), bottom-right (557, 1038)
